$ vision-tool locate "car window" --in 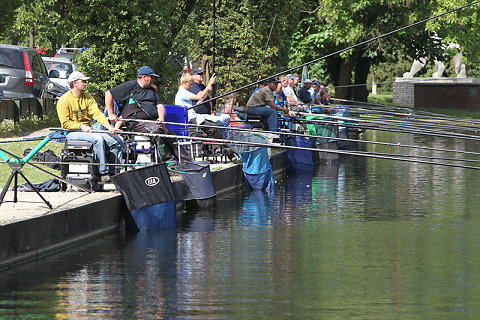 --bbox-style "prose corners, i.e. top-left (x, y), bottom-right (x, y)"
top-left (0, 48), bottom-right (22, 69)
top-left (46, 61), bottom-right (73, 79)
top-left (30, 51), bottom-right (46, 75)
